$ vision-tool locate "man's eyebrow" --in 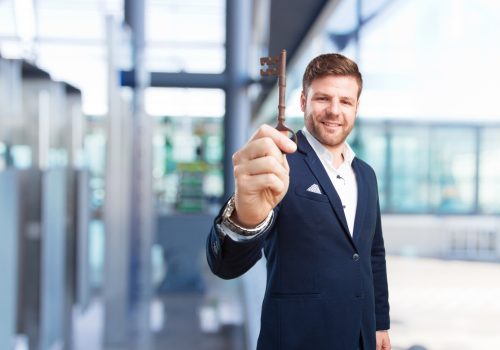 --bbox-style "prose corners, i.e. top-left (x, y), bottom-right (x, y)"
top-left (341, 96), bottom-right (356, 102)
top-left (312, 91), bottom-right (330, 97)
